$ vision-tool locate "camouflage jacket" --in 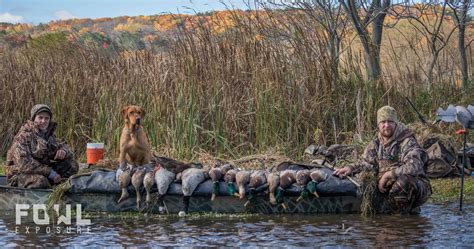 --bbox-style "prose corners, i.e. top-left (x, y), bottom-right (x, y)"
top-left (349, 122), bottom-right (427, 178)
top-left (6, 120), bottom-right (73, 177)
